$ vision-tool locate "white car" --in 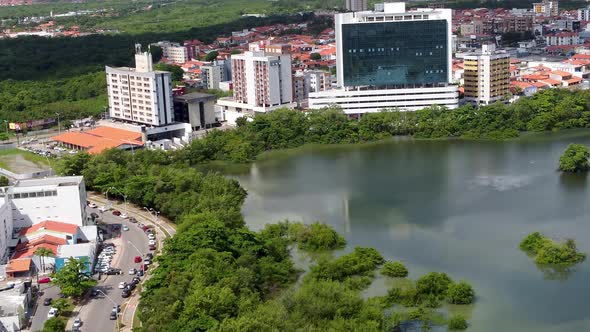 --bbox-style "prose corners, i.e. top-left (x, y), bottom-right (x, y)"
top-left (73, 318), bottom-right (82, 328)
top-left (120, 213), bottom-right (128, 219)
top-left (88, 203), bottom-right (98, 208)
top-left (148, 234), bottom-right (155, 240)
top-left (47, 308), bottom-right (58, 318)
top-left (98, 206), bottom-right (108, 212)
top-left (128, 268), bottom-right (136, 275)
top-left (148, 239), bottom-right (156, 246)
top-left (118, 282), bottom-right (126, 289)
top-left (122, 225), bottom-right (129, 232)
